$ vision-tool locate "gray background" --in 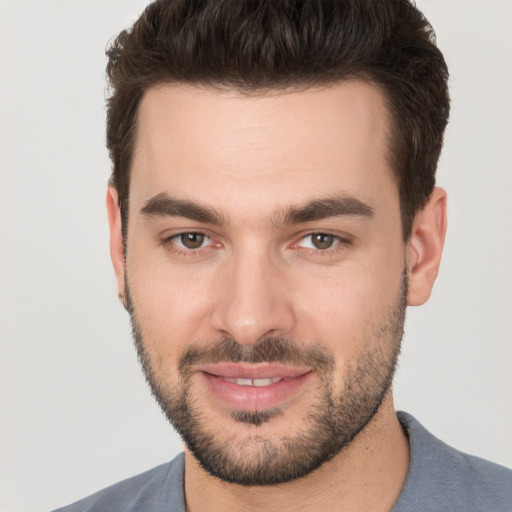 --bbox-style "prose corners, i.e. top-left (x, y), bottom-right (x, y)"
top-left (1, 1), bottom-right (511, 511)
